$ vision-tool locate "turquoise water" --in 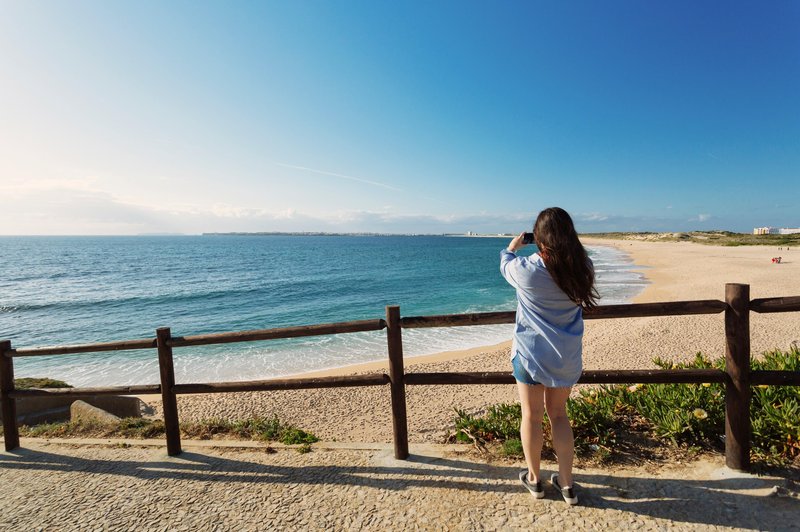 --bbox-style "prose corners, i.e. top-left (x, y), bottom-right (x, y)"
top-left (0, 235), bottom-right (646, 386)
